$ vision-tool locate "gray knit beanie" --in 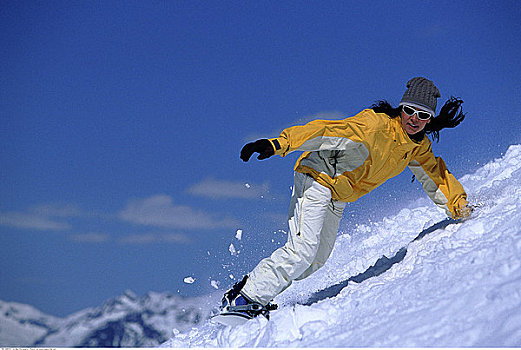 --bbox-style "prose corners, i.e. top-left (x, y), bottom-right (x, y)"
top-left (399, 77), bottom-right (441, 115)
